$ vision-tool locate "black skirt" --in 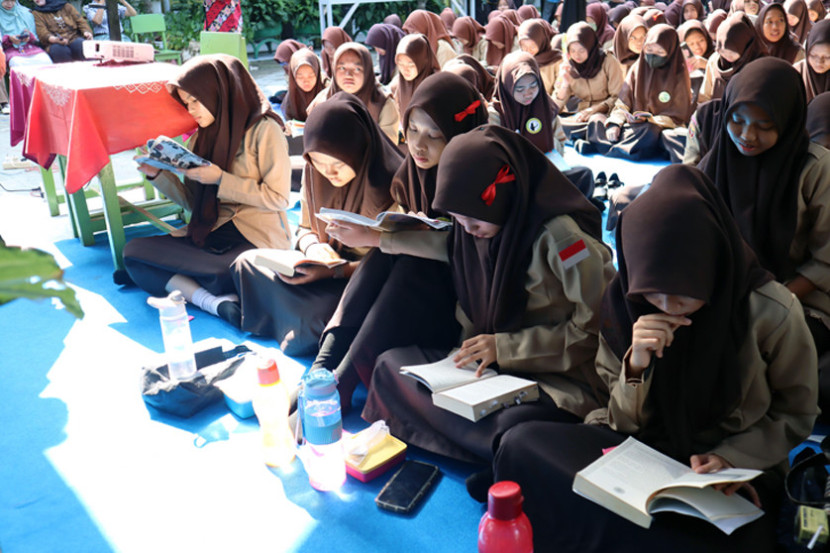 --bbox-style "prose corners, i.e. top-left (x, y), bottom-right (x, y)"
top-left (586, 120), bottom-right (666, 161)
